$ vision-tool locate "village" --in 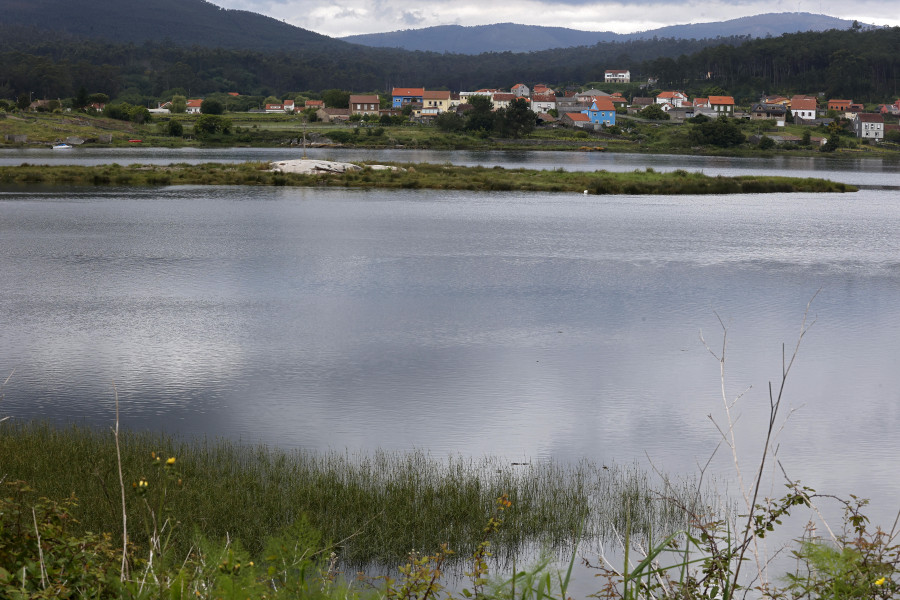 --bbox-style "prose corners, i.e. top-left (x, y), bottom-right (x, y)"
top-left (149, 69), bottom-right (900, 143)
